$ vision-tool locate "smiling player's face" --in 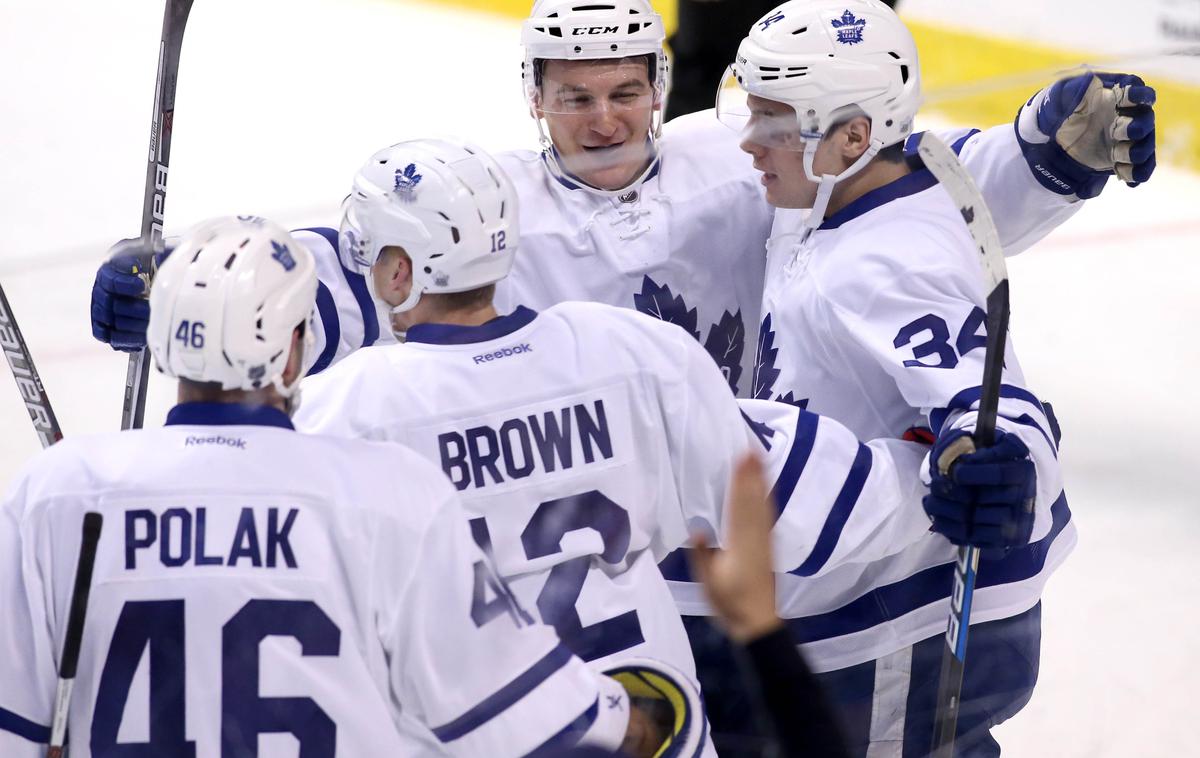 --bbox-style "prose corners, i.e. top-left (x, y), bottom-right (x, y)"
top-left (537, 58), bottom-right (658, 191)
